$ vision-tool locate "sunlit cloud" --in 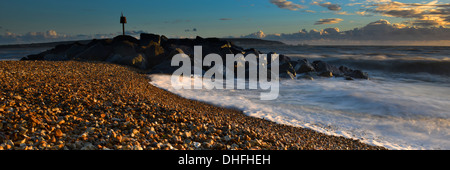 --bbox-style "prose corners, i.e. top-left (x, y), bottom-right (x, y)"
top-left (364, 0), bottom-right (450, 27)
top-left (304, 10), bottom-right (317, 13)
top-left (336, 11), bottom-right (352, 15)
